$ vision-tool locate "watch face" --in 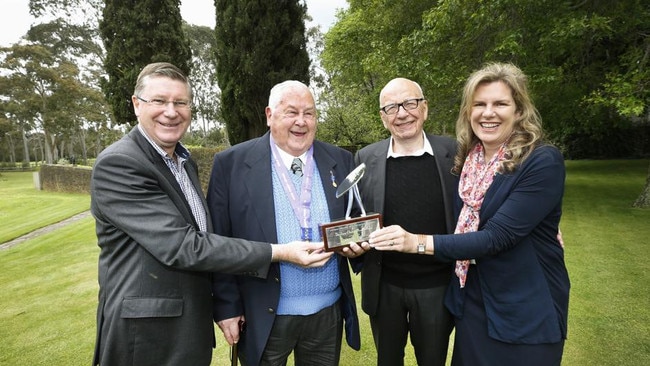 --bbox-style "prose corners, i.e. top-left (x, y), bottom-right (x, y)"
top-left (417, 234), bottom-right (426, 254)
